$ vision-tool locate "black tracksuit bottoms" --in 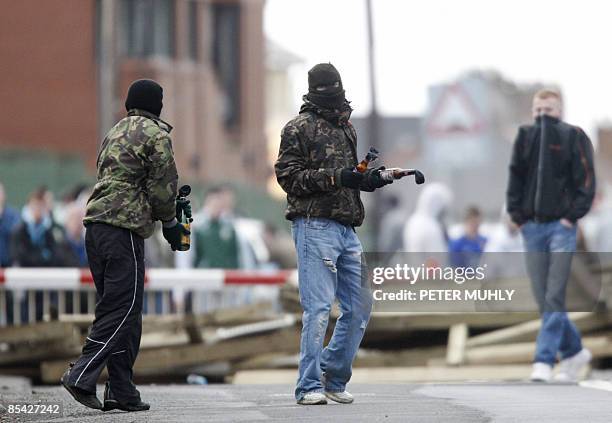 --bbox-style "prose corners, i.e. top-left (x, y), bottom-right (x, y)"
top-left (65, 223), bottom-right (144, 401)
